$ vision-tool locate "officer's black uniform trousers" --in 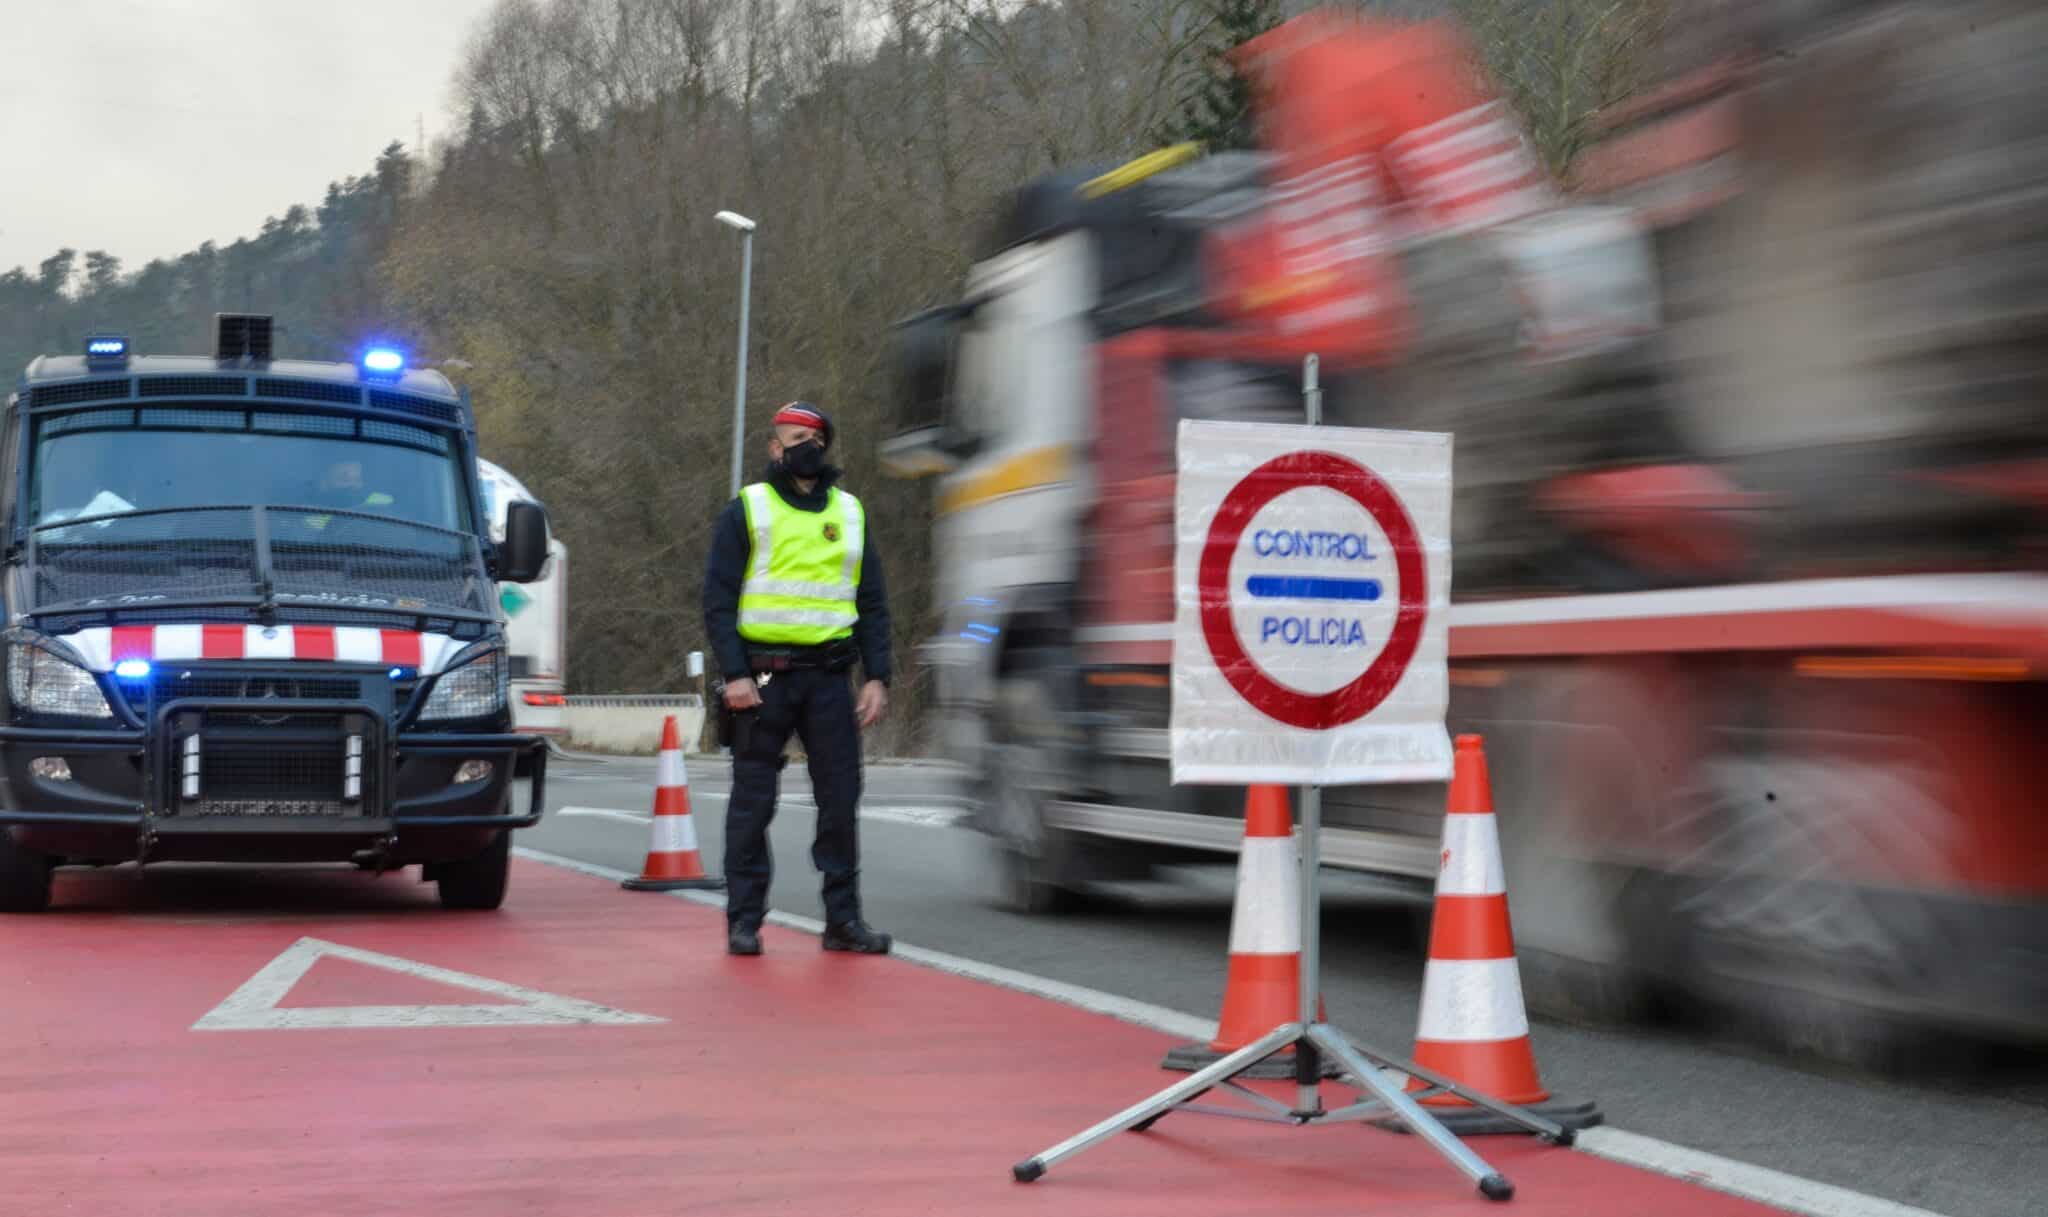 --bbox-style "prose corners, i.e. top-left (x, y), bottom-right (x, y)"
top-left (723, 665), bottom-right (863, 931)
